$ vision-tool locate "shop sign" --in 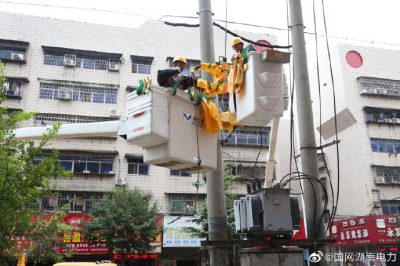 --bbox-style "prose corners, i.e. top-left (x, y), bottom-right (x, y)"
top-left (330, 215), bottom-right (400, 246)
top-left (162, 216), bottom-right (205, 247)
